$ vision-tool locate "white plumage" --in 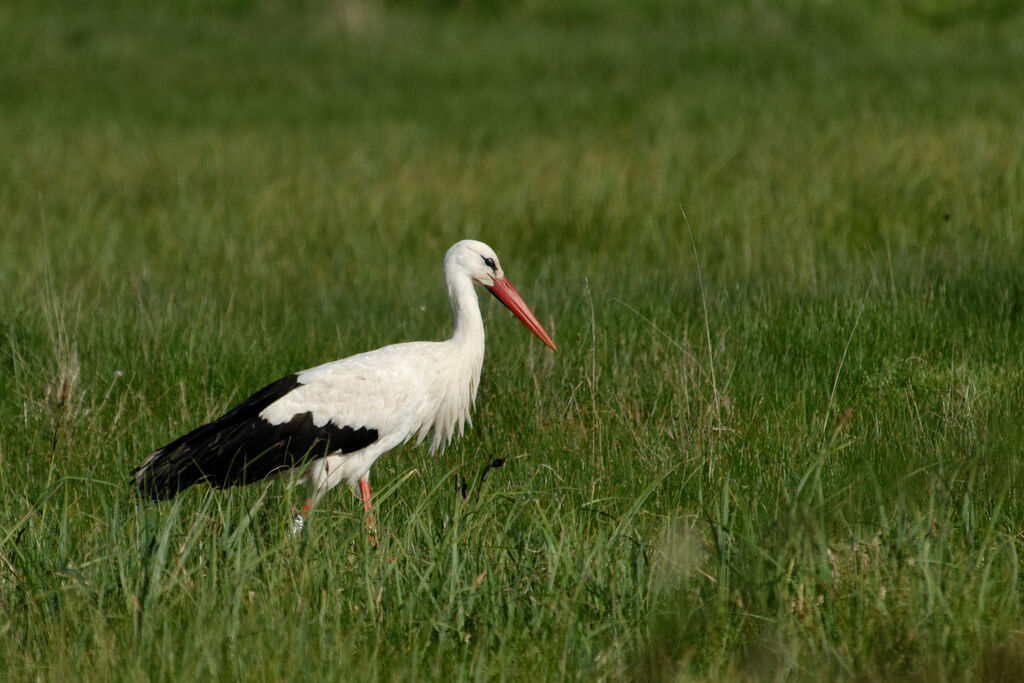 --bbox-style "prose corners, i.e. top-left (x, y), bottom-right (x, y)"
top-left (132, 240), bottom-right (557, 540)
